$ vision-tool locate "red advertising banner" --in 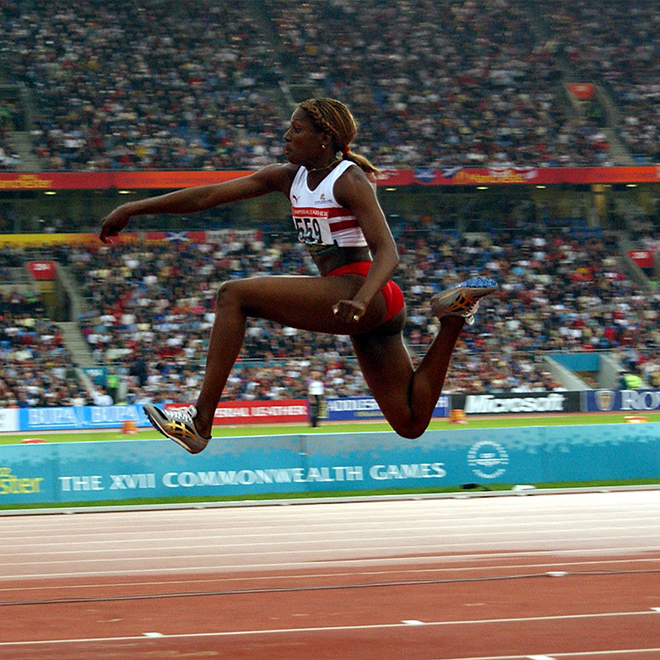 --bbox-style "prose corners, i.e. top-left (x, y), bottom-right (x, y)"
top-left (628, 249), bottom-right (654, 268)
top-left (567, 83), bottom-right (596, 100)
top-left (1, 166), bottom-right (660, 190)
top-left (378, 165), bottom-right (660, 187)
top-left (166, 400), bottom-right (309, 426)
top-left (26, 261), bottom-right (57, 280)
